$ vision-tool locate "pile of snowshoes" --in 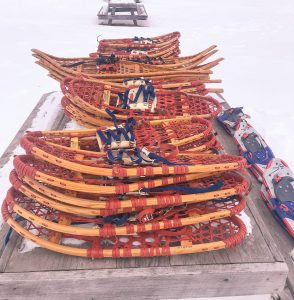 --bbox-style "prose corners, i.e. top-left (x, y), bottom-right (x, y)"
top-left (60, 77), bottom-right (222, 128)
top-left (218, 107), bottom-right (294, 237)
top-left (93, 32), bottom-right (181, 57)
top-left (2, 32), bottom-right (251, 259)
top-left (32, 31), bottom-right (223, 90)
